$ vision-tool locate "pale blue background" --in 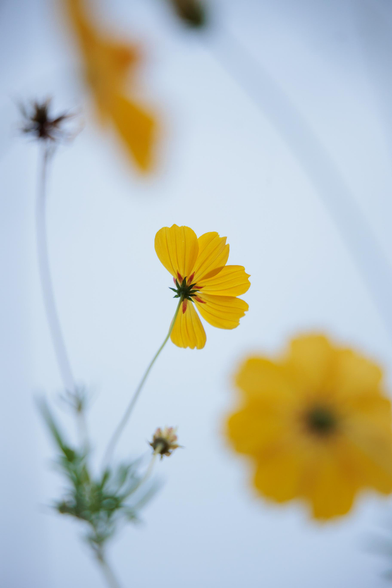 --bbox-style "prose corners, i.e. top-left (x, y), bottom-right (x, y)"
top-left (1, 0), bottom-right (392, 586)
